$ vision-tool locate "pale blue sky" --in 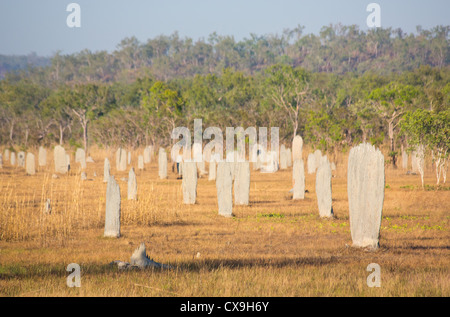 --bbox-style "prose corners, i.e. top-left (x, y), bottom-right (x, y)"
top-left (0, 0), bottom-right (448, 56)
